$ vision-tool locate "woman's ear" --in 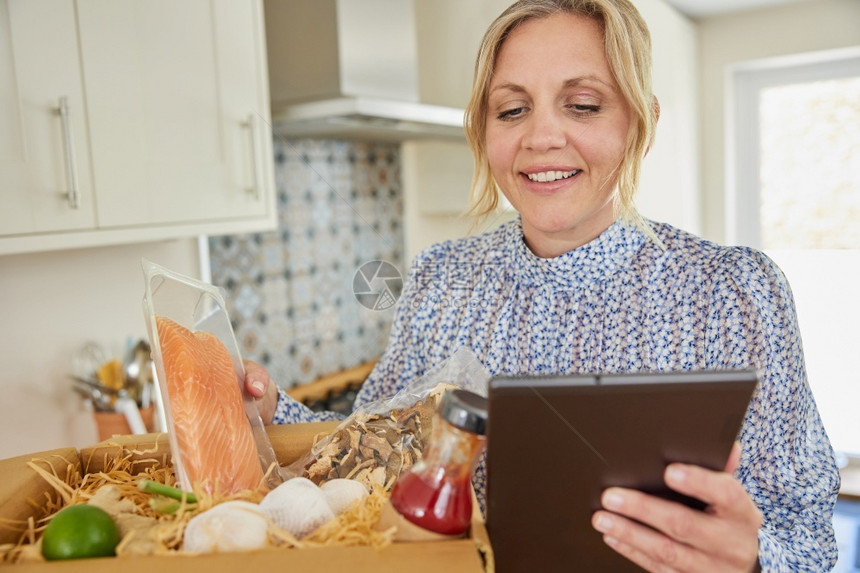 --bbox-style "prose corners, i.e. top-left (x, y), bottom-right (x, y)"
top-left (644, 95), bottom-right (661, 157)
